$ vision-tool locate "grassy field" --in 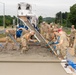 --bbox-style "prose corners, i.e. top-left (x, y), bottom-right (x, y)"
top-left (0, 34), bottom-right (6, 38)
top-left (66, 30), bottom-right (71, 34)
top-left (0, 26), bottom-right (6, 38)
top-left (0, 26), bottom-right (16, 29)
